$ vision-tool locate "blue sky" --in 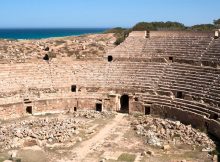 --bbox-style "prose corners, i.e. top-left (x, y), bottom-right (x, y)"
top-left (0, 0), bottom-right (219, 28)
